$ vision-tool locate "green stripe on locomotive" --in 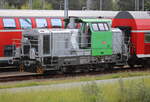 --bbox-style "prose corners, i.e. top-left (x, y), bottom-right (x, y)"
top-left (81, 19), bottom-right (112, 56)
